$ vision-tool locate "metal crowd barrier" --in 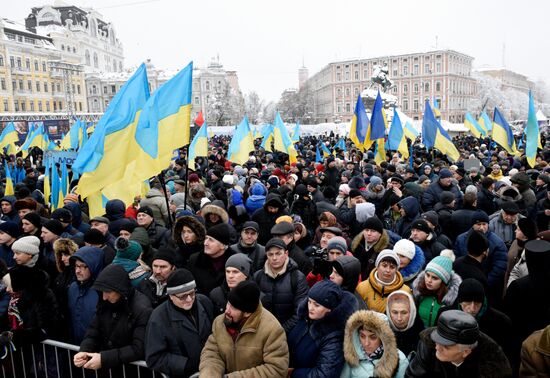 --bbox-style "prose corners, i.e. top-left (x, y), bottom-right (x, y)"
top-left (0, 339), bottom-right (167, 378)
